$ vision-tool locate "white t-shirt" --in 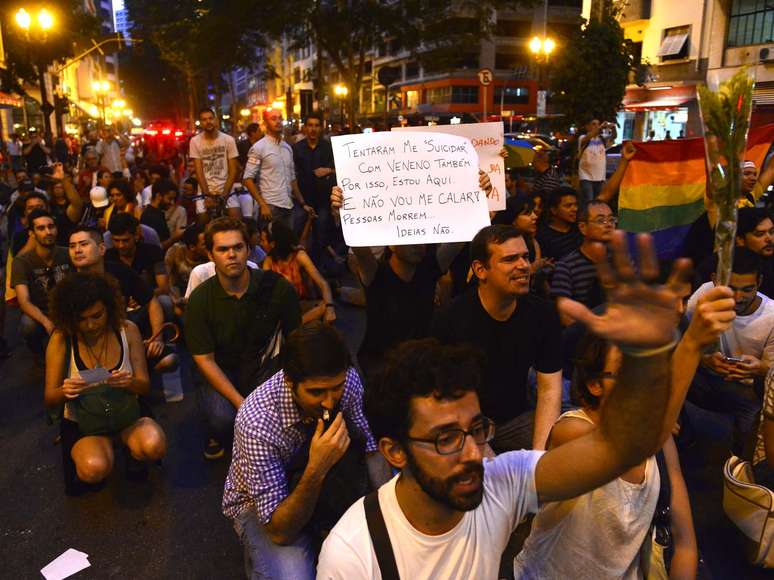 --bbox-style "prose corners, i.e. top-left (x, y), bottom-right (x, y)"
top-left (687, 282), bottom-right (774, 364)
top-left (137, 184), bottom-right (152, 209)
top-left (185, 260), bottom-right (259, 298)
top-left (243, 136), bottom-right (296, 209)
top-left (189, 131), bottom-right (239, 196)
top-left (578, 136), bottom-right (606, 182)
top-left (316, 450), bottom-right (543, 580)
